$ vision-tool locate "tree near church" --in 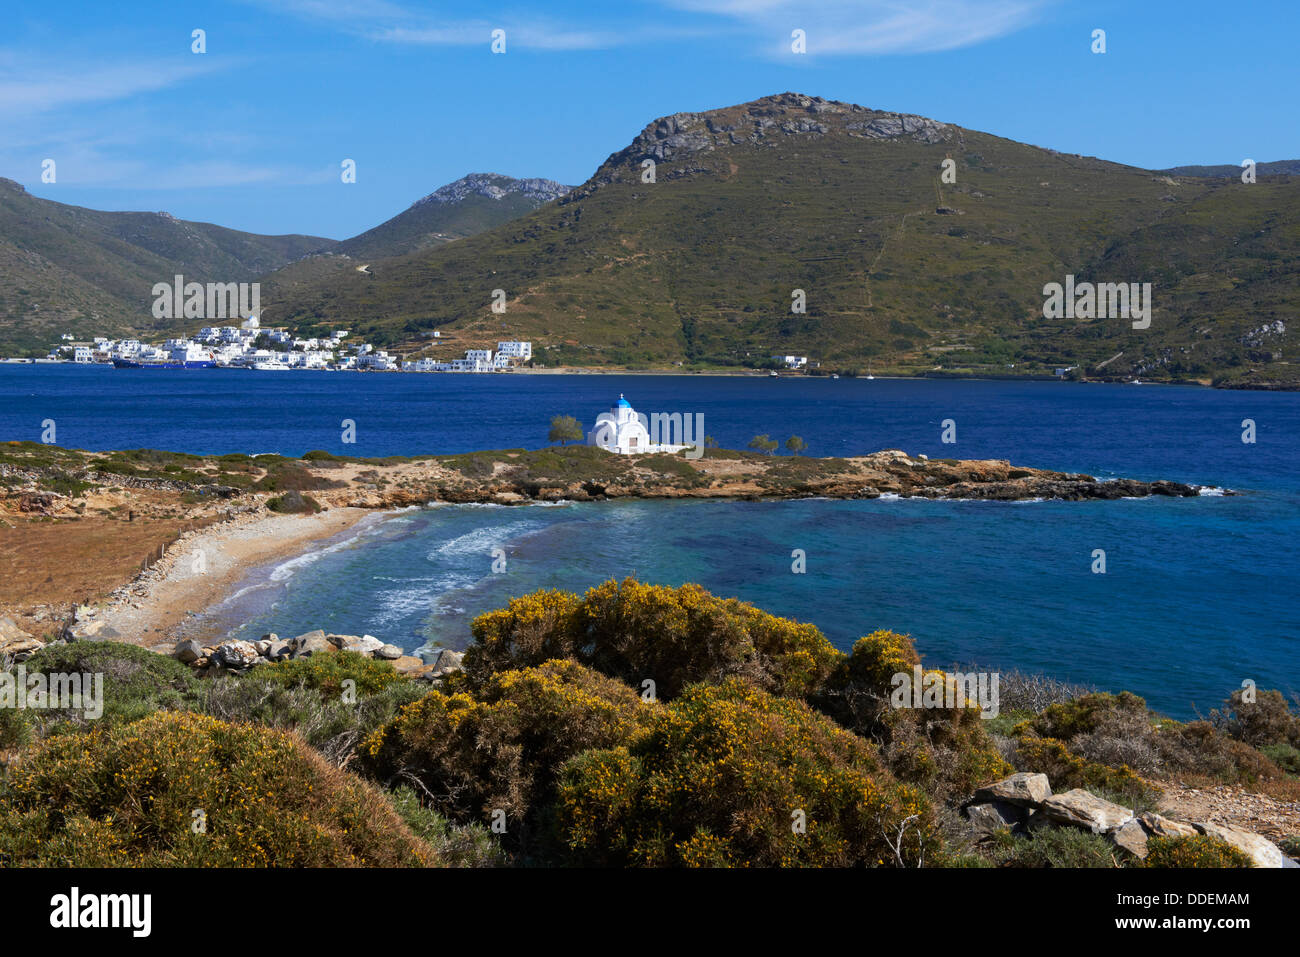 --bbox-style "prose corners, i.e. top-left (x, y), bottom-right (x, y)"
top-left (548, 415), bottom-right (584, 446)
